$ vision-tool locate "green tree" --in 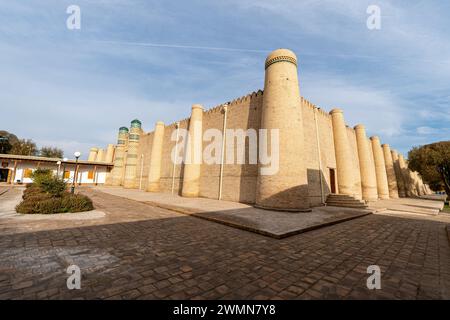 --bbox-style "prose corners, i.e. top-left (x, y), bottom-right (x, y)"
top-left (10, 139), bottom-right (38, 156)
top-left (408, 141), bottom-right (450, 199)
top-left (0, 130), bottom-right (19, 154)
top-left (40, 146), bottom-right (64, 158)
